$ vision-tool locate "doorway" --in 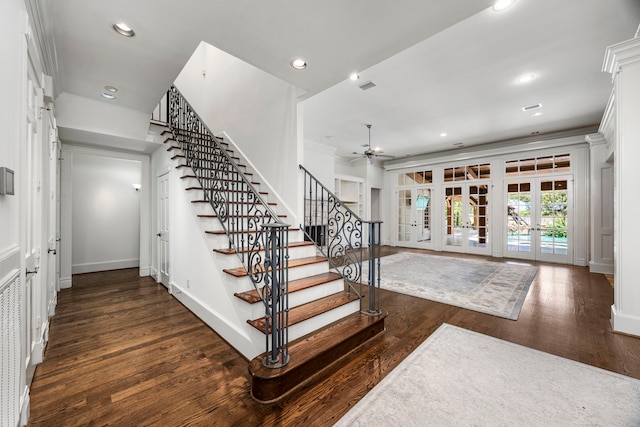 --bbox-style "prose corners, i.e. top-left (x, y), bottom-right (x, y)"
top-left (443, 183), bottom-right (490, 256)
top-left (397, 186), bottom-right (433, 249)
top-left (505, 176), bottom-right (572, 263)
top-left (157, 171), bottom-right (170, 286)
